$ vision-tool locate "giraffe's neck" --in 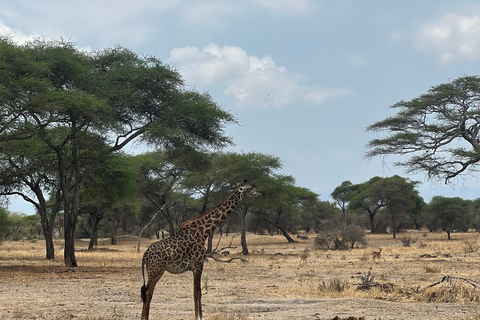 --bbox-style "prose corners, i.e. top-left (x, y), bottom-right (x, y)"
top-left (181, 185), bottom-right (245, 241)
